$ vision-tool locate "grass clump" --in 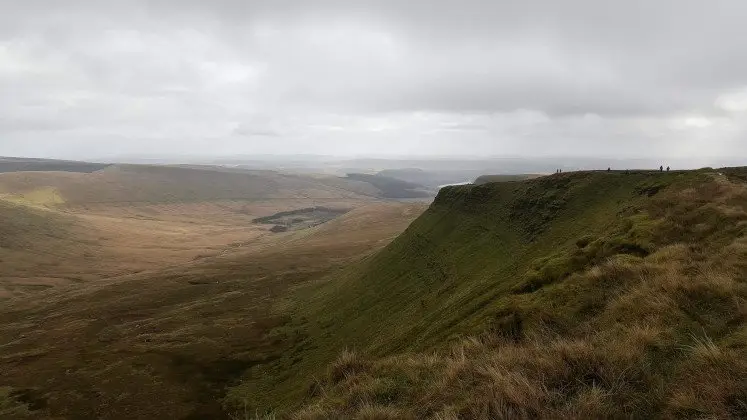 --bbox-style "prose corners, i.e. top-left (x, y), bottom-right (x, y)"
top-left (328, 349), bottom-right (371, 383)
